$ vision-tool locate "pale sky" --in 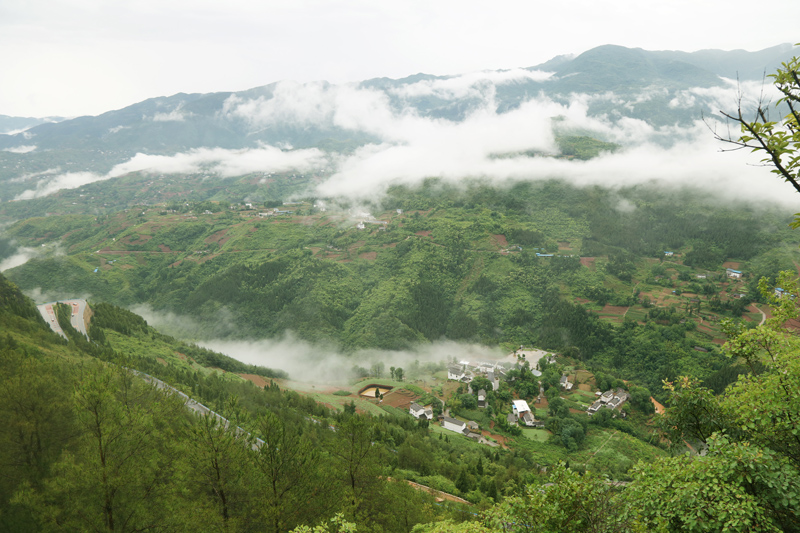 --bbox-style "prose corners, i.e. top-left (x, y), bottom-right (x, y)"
top-left (1, 0), bottom-right (797, 118)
